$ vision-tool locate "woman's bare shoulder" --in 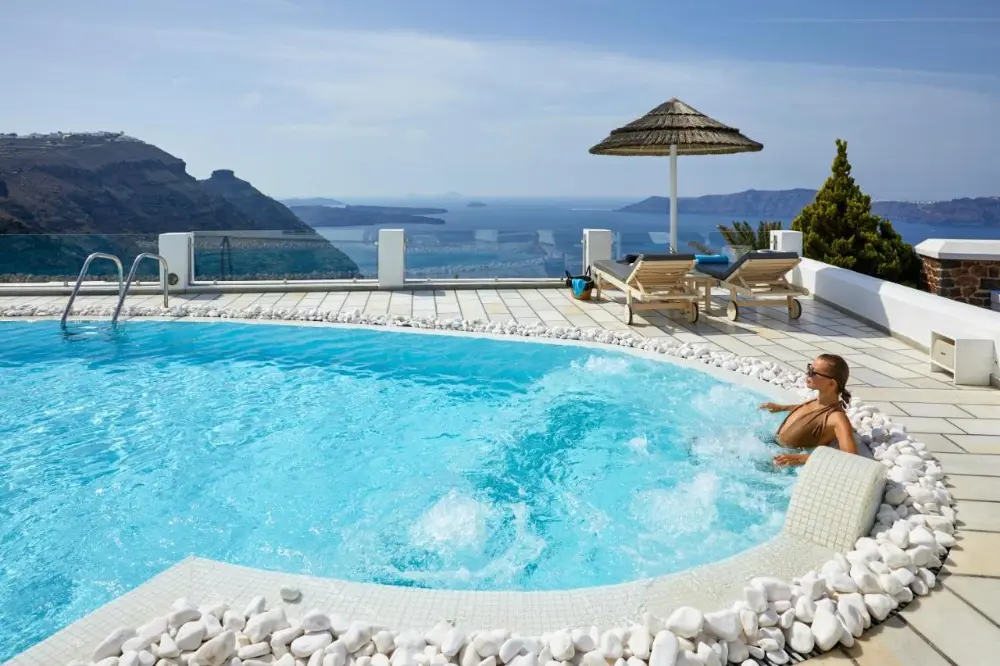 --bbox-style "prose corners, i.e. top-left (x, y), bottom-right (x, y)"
top-left (830, 409), bottom-right (852, 424)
